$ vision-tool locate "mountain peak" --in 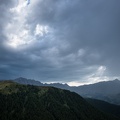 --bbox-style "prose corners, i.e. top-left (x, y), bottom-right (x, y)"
top-left (14, 77), bottom-right (43, 86)
top-left (114, 79), bottom-right (120, 82)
